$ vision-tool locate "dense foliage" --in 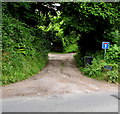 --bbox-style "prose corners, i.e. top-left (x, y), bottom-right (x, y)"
top-left (77, 44), bottom-right (119, 83)
top-left (2, 2), bottom-right (119, 84)
top-left (58, 2), bottom-right (119, 83)
top-left (39, 14), bottom-right (79, 52)
top-left (2, 3), bottom-right (54, 84)
top-left (2, 15), bottom-right (49, 84)
top-left (58, 2), bottom-right (119, 53)
top-left (3, 2), bottom-right (57, 27)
